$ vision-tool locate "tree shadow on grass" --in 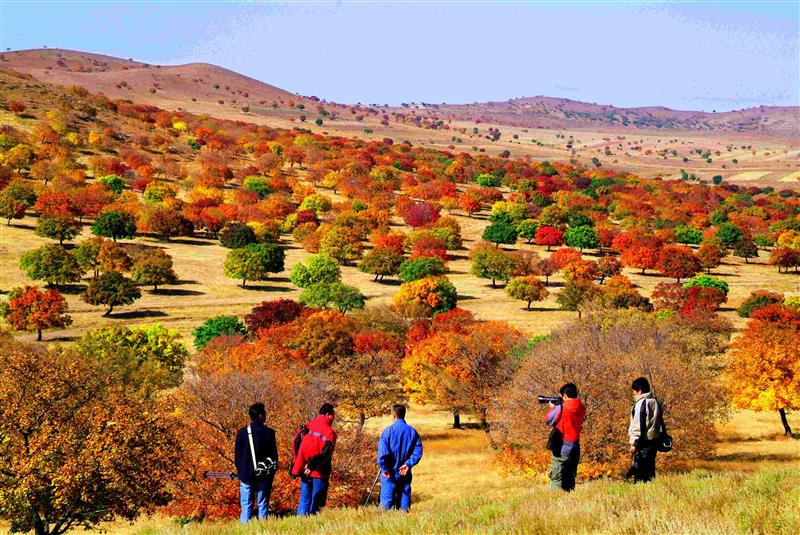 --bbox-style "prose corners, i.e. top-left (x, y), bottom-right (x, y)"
top-left (151, 288), bottom-right (205, 297)
top-left (108, 310), bottom-right (169, 320)
top-left (240, 285), bottom-right (292, 292)
top-left (714, 452), bottom-right (800, 463)
top-left (169, 237), bottom-right (216, 247)
top-left (457, 295), bottom-right (478, 301)
top-left (57, 284), bottom-right (88, 295)
top-left (375, 279), bottom-right (401, 286)
top-left (46, 335), bottom-right (79, 342)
